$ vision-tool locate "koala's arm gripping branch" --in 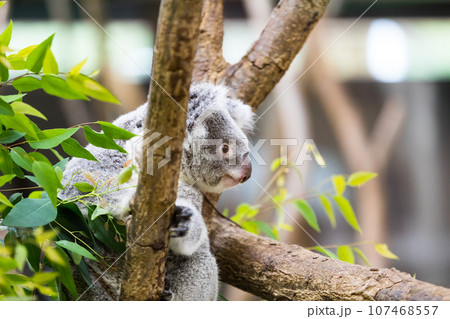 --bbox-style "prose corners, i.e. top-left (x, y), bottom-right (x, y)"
top-left (224, 0), bottom-right (330, 109)
top-left (208, 211), bottom-right (450, 301)
top-left (120, 0), bottom-right (203, 301)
